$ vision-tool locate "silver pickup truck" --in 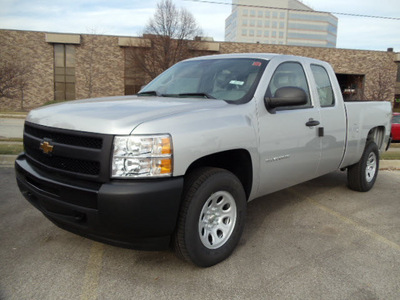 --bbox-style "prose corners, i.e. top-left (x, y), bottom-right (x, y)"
top-left (15, 54), bottom-right (392, 267)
